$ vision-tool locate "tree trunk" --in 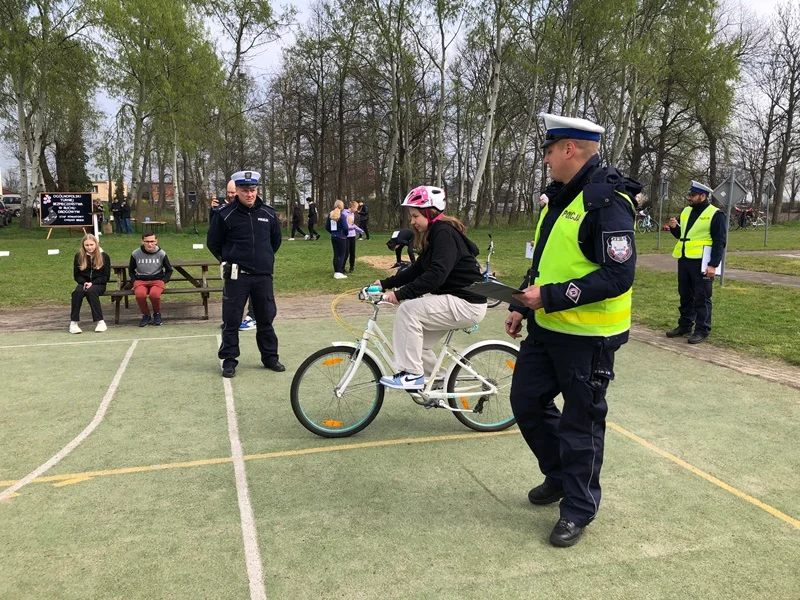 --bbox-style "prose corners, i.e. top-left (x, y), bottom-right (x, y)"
top-left (172, 119), bottom-right (183, 232)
